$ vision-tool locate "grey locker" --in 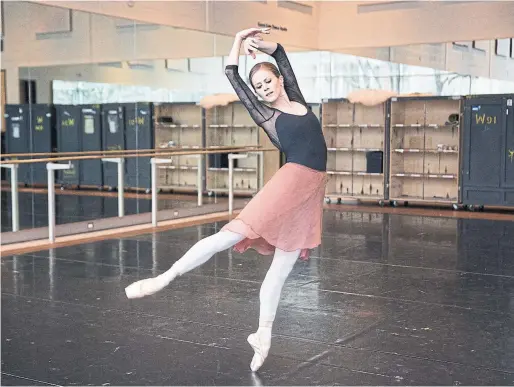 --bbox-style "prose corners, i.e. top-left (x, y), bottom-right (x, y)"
top-left (30, 104), bottom-right (56, 185)
top-left (124, 103), bottom-right (154, 191)
top-left (56, 105), bottom-right (81, 187)
top-left (102, 104), bottom-right (125, 189)
top-left (80, 105), bottom-right (103, 188)
top-left (4, 104), bottom-right (30, 185)
top-left (461, 94), bottom-right (514, 208)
